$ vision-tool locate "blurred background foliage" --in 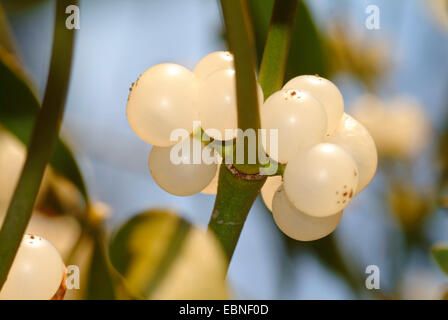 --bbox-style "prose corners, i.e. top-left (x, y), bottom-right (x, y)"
top-left (0, 0), bottom-right (448, 299)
